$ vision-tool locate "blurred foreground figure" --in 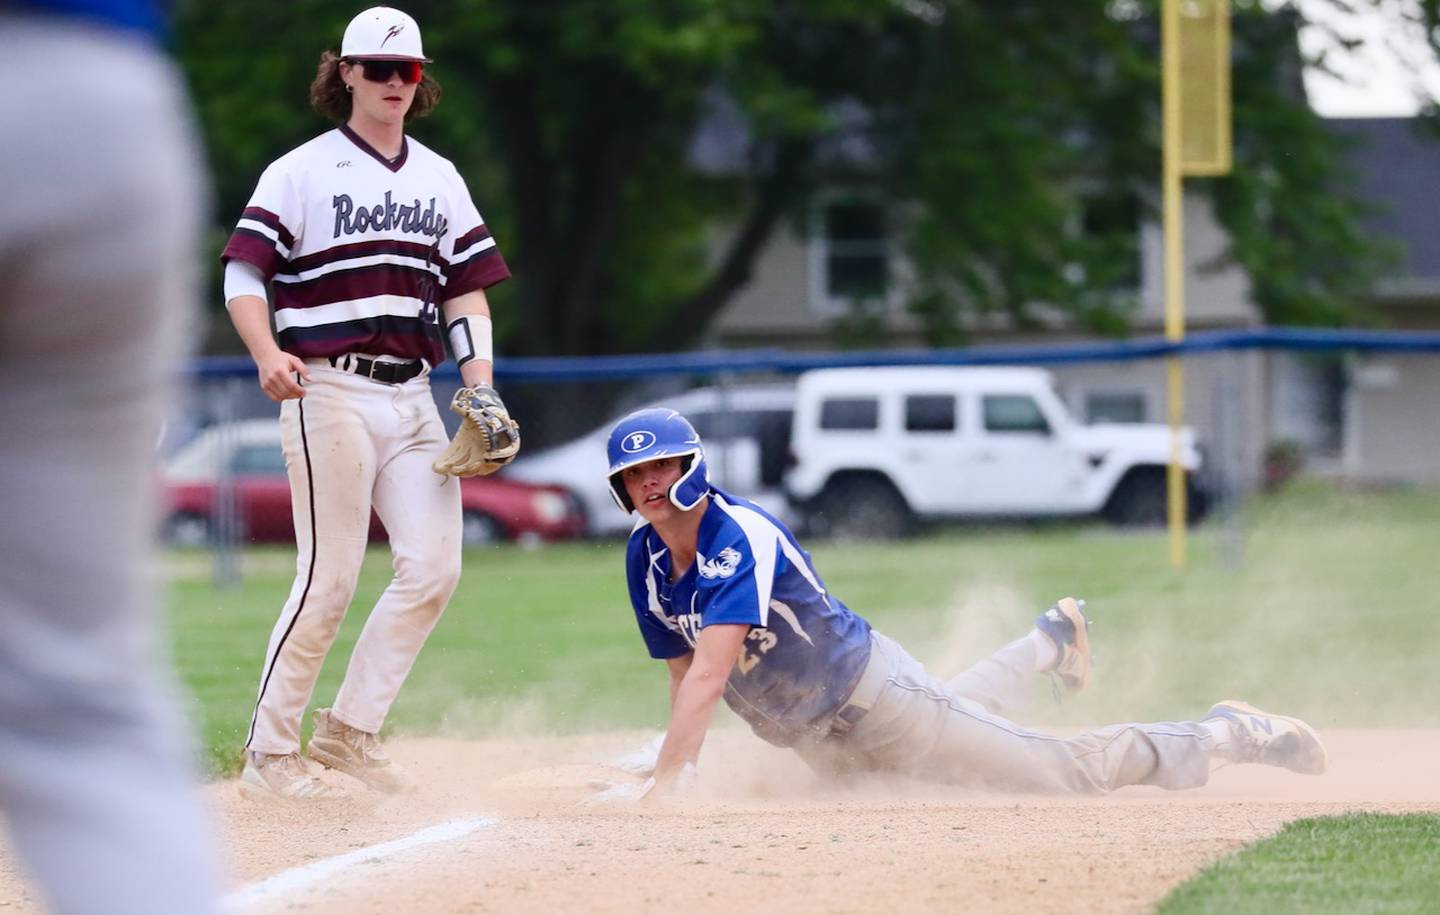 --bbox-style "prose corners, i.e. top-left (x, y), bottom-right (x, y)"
top-left (0, 3), bottom-right (219, 913)
top-left (593, 409), bottom-right (1327, 803)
